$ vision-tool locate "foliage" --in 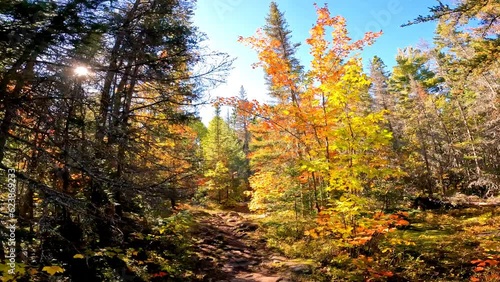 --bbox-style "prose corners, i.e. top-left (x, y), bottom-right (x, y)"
top-left (200, 108), bottom-right (246, 205)
top-left (233, 3), bottom-right (397, 252)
